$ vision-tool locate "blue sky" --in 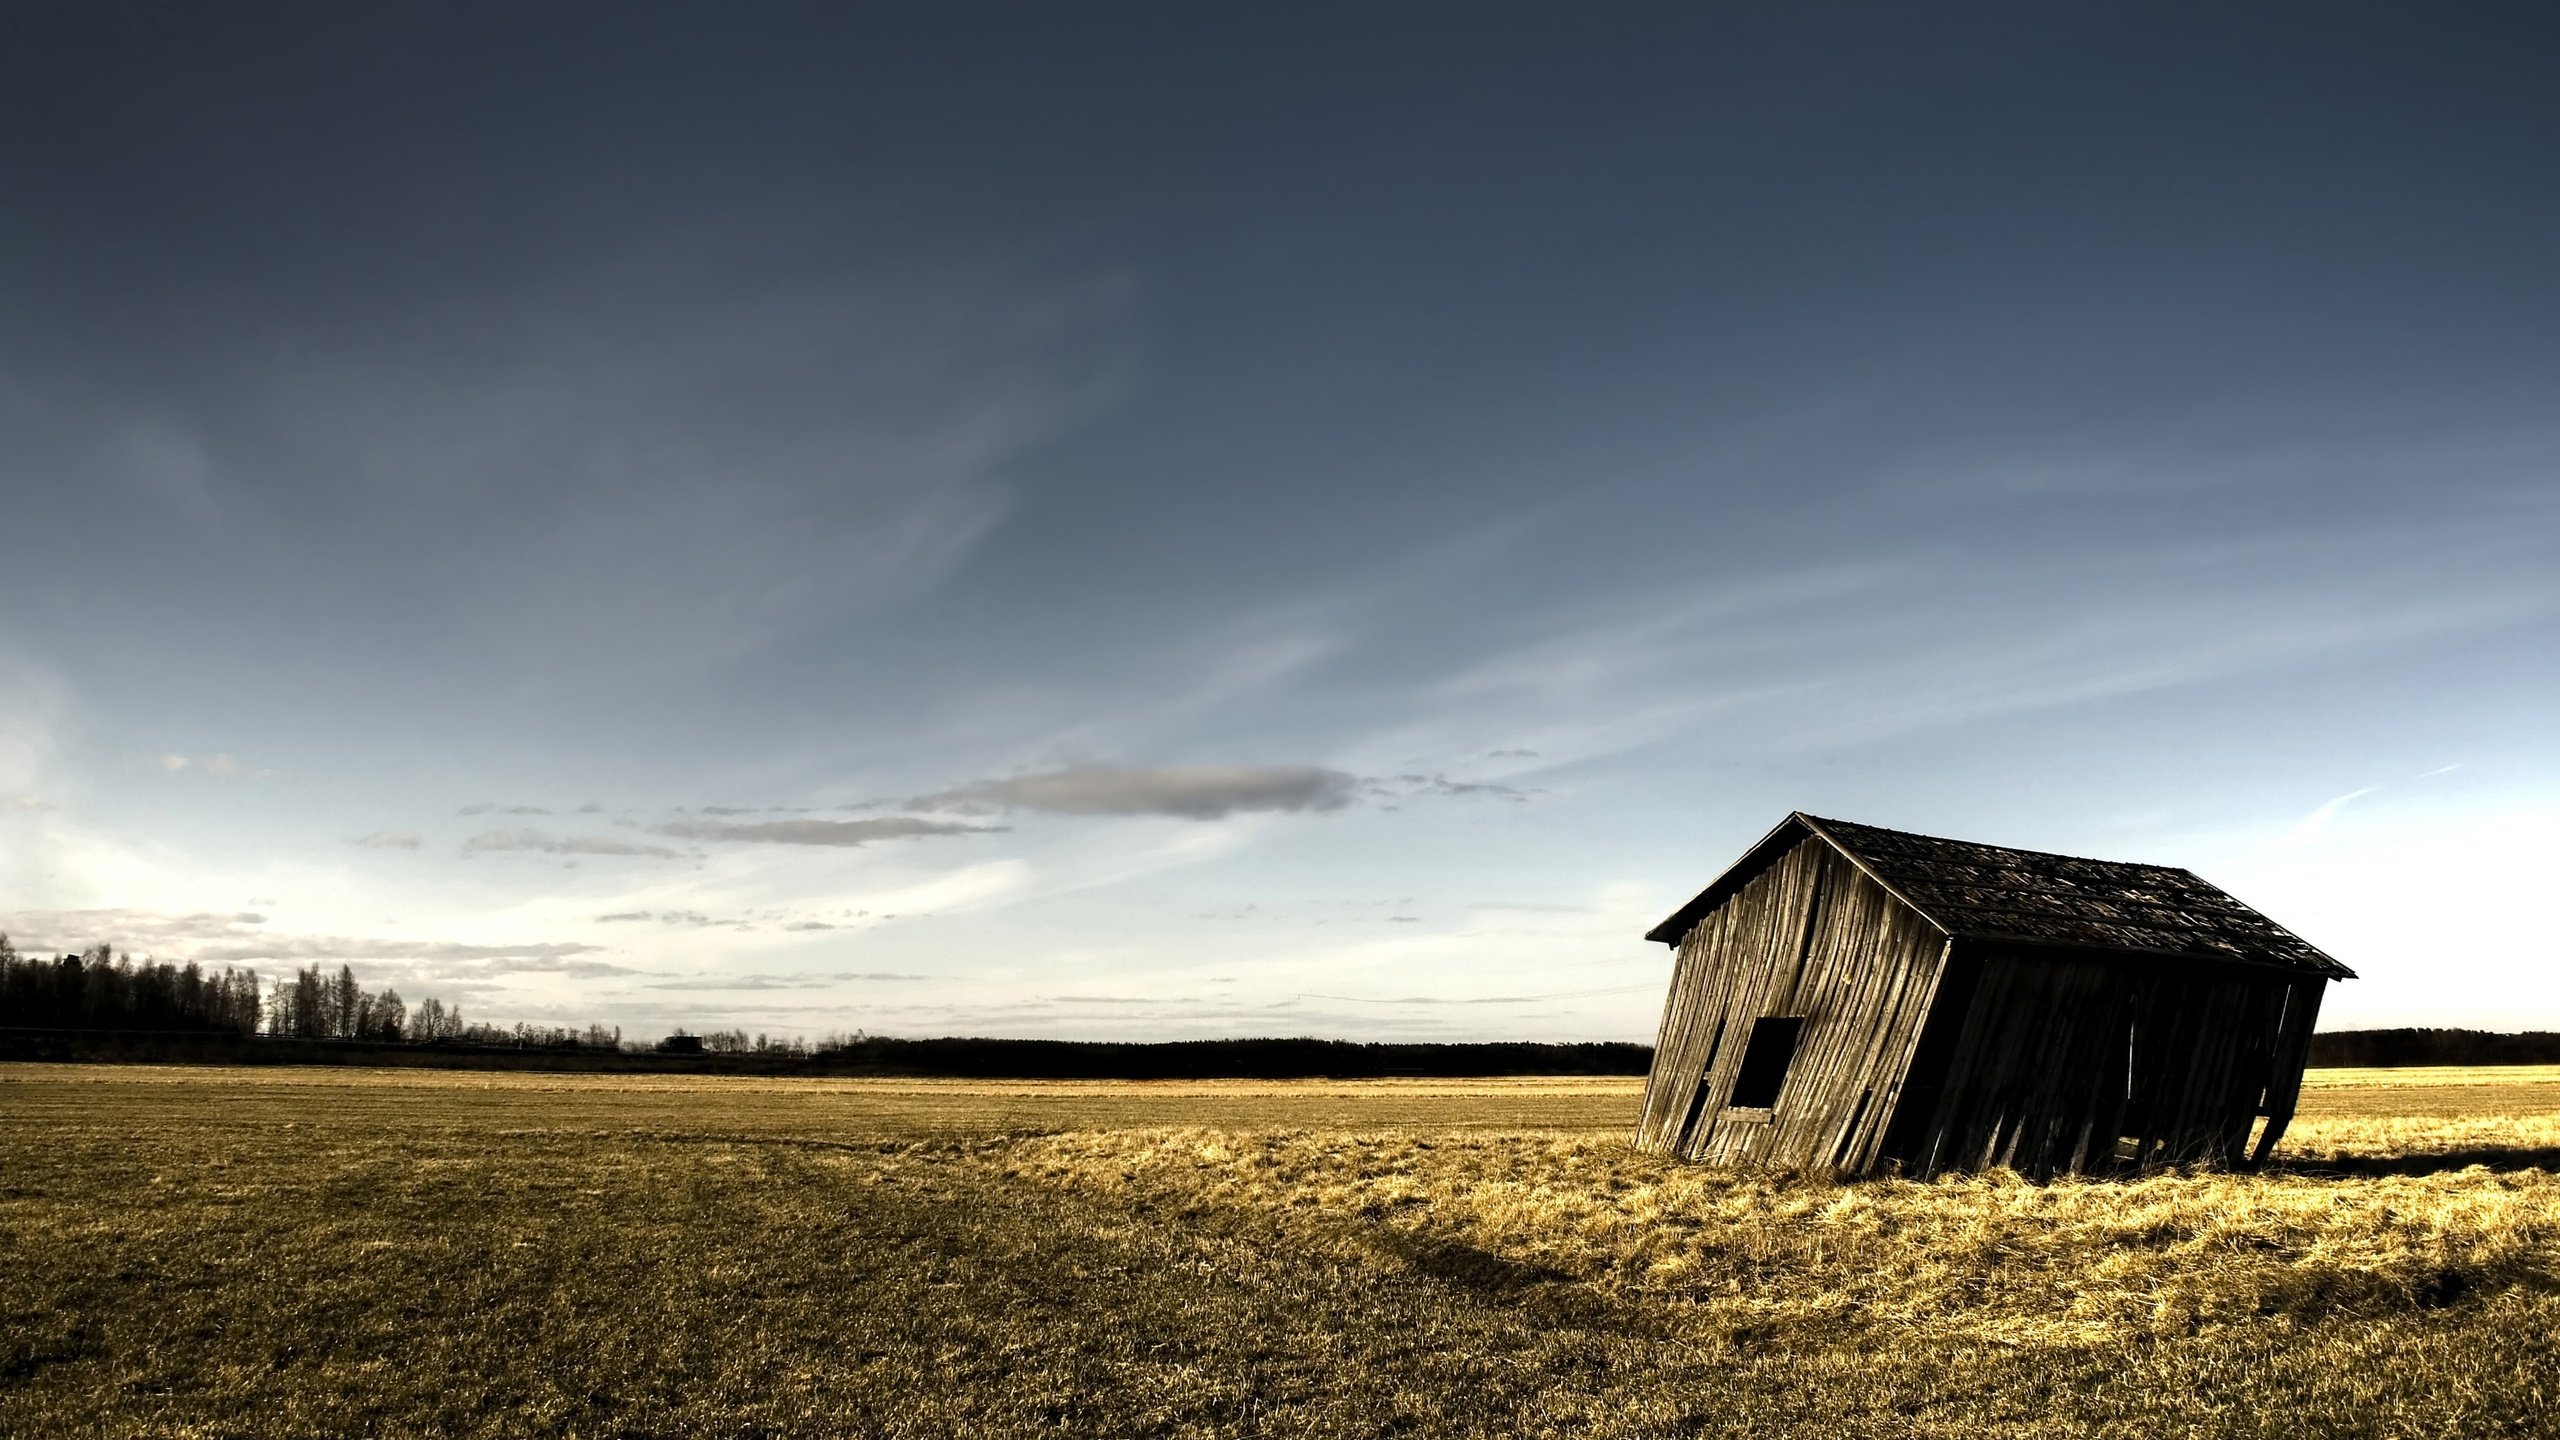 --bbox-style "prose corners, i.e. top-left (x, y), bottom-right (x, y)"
top-left (4, 3), bottom-right (2556, 1040)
